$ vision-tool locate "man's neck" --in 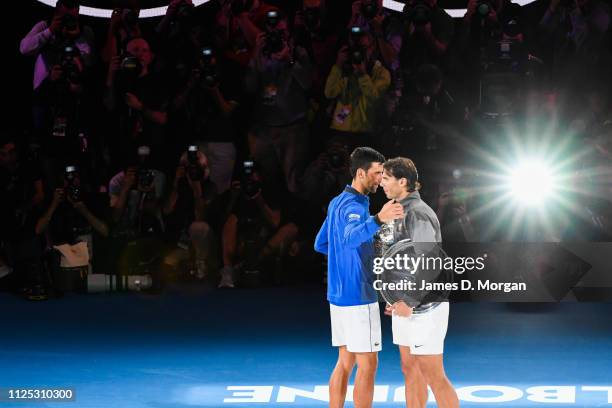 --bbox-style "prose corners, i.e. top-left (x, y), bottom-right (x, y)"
top-left (351, 180), bottom-right (367, 195)
top-left (397, 190), bottom-right (411, 201)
